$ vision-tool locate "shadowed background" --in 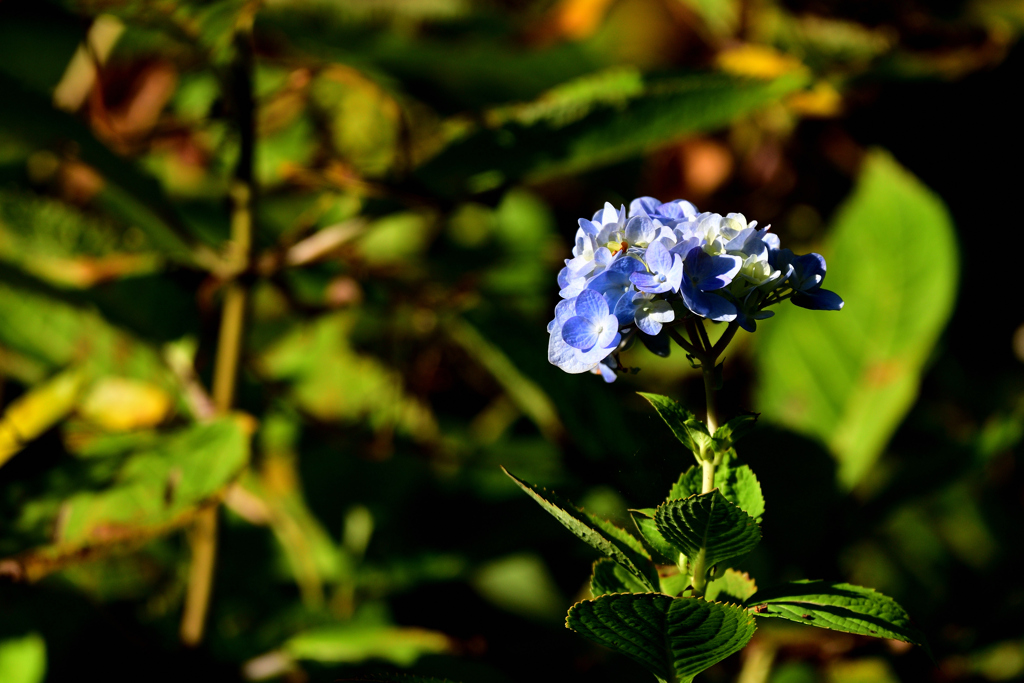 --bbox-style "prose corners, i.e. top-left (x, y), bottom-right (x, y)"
top-left (0, 1), bottom-right (1021, 682)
